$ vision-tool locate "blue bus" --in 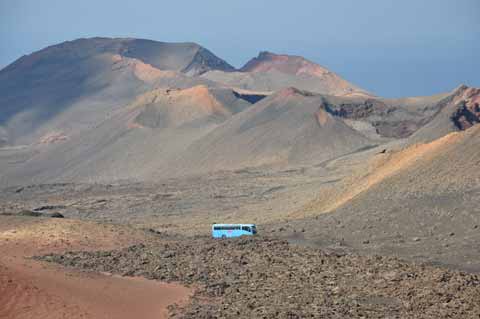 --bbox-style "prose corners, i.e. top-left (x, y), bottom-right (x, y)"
top-left (212, 224), bottom-right (257, 238)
